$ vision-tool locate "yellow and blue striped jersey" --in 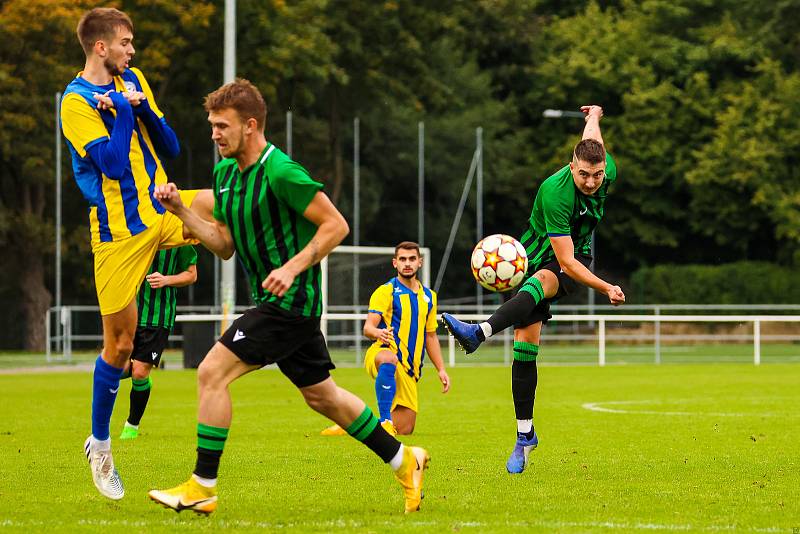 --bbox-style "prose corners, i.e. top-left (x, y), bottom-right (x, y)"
top-left (61, 67), bottom-right (171, 244)
top-left (368, 277), bottom-right (438, 381)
